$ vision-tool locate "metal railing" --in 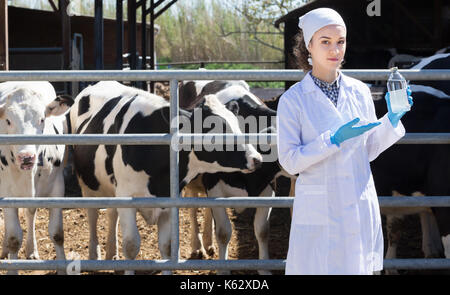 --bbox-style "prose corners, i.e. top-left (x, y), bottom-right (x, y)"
top-left (0, 69), bottom-right (449, 82)
top-left (0, 69), bottom-right (449, 273)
